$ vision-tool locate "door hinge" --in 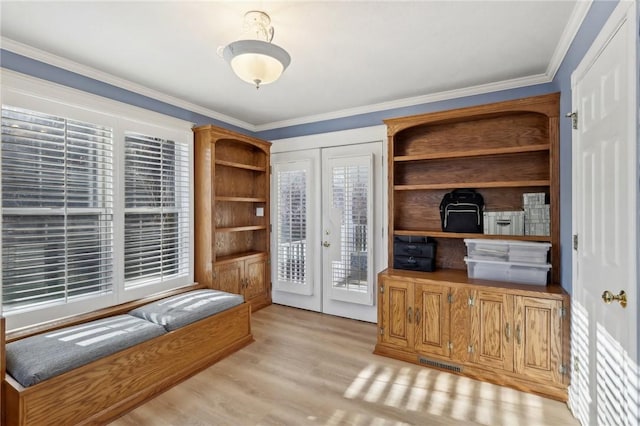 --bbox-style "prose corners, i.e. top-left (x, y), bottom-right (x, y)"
top-left (448, 293), bottom-right (453, 304)
top-left (559, 364), bottom-right (567, 375)
top-left (560, 306), bottom-right (567, 318)
top-left (270, 224), bottom-right (273, 232)
top-left (468, 296), bottom-right (475, 307)
top-left (573, 234), bottom-right (578, 251)
top-left (213, 272), bottom-right (217, 280)
top-left (380, 284), bottom-right (384, 294)
top-left (269, 165), bottom-right (273, 174)
top-left (448, 342), bottom-right (453, 351)
top-left (467, 345), bottom-right (474, 353)
top-left (380, 327), bottom-right (384, 336)
top-left (565, 111), bottom-right (578, 130)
